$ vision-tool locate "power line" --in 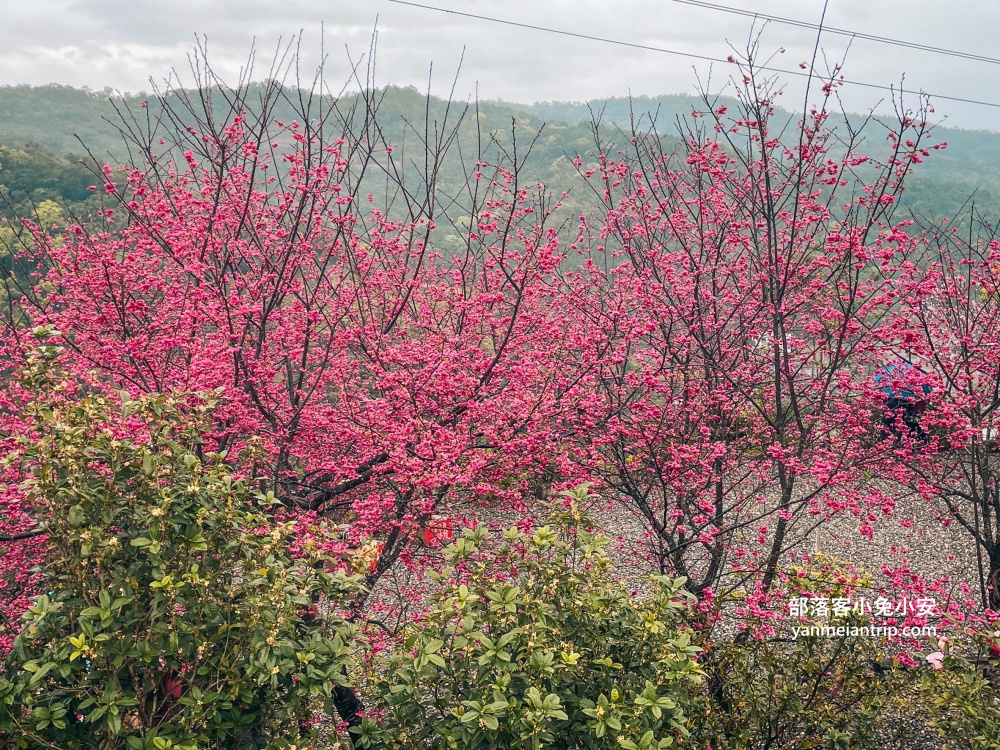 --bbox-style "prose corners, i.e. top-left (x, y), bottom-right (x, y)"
top-left (385, 0), bottom-right (1000, 110)
top-left (671, 0), bottom-right (1000, 66)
